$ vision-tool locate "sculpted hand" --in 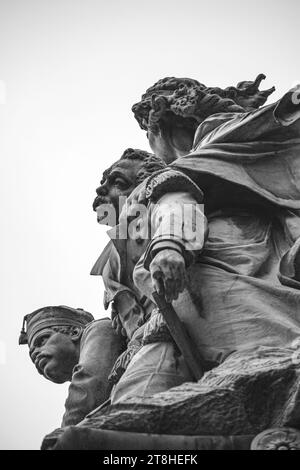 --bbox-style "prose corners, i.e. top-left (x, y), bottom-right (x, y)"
top-left (111, 303), bottom-right (127, 338)
top-left (149, 249), bottom-right (187, 303)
